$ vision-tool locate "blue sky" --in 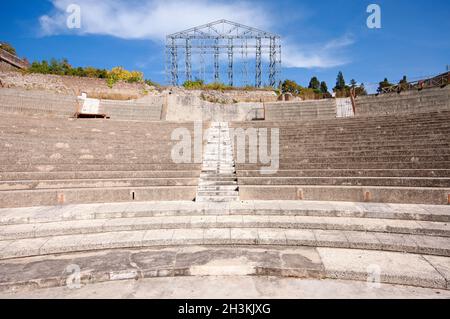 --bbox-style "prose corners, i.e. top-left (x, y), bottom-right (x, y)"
top-left (0, 0), bottom-right (449, 92)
